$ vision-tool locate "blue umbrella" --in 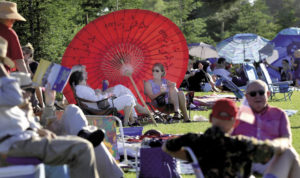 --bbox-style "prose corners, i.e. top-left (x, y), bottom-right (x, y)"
top-left (216, 33), bottom-right (270, 64)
